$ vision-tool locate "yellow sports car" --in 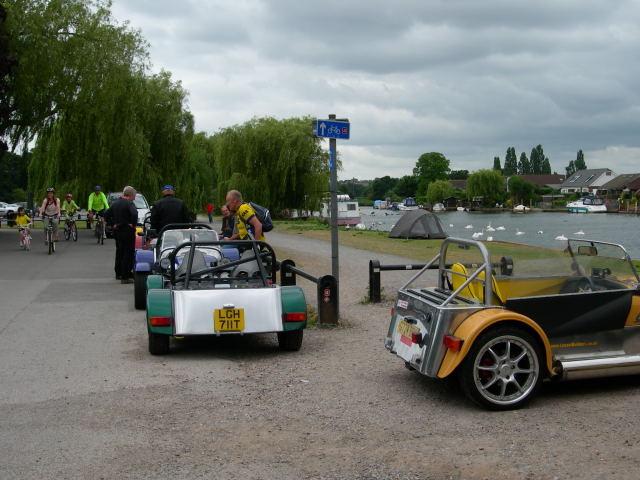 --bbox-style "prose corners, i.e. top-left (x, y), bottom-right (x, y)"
top-left (385, 237), bottom-right (640, 410)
